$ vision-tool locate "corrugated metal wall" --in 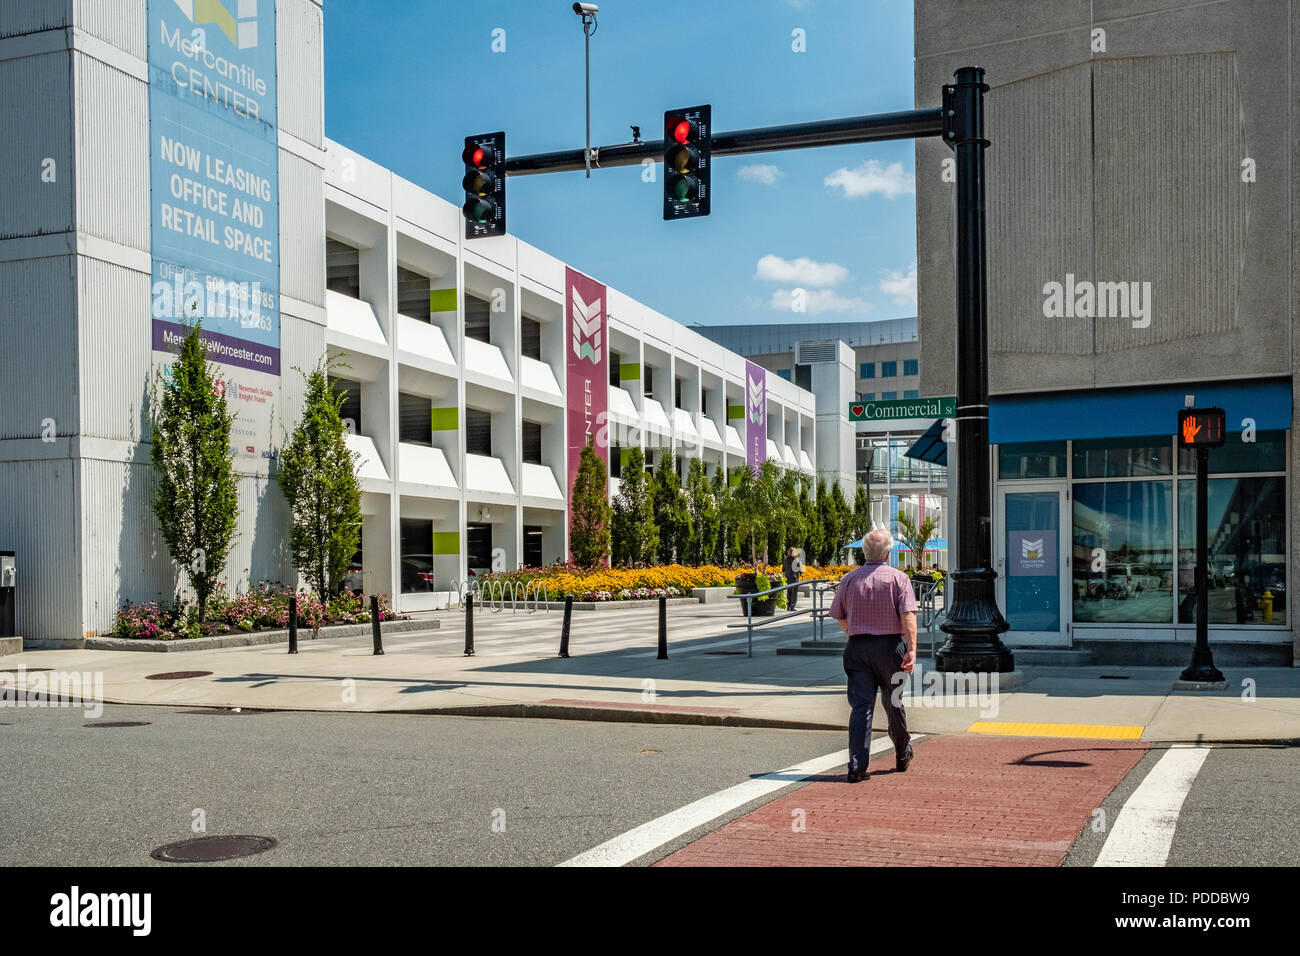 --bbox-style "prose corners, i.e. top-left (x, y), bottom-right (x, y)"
top-left (0, 459), bottom-right (81, 646)
top-left (280, 313), bottom-right (327, 419)
top-left (0, 256), bottom-right (80, 440)
top-left (80, 457), bottom-right (176, 633)
top-left (0, 0), bottom-right (73, 39)
top-left (0, 51), bottom-right (75, 238)
top-left (276, 0), bottom-right (323, 147)
top-left (279, 150), bottom-right (325, 306)
top-left (74, 0), bottom-right (146, 60)
top-left (78, 257), bottom-right (152, 442)
top-left (75, 51), bottom-right (149, 251)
